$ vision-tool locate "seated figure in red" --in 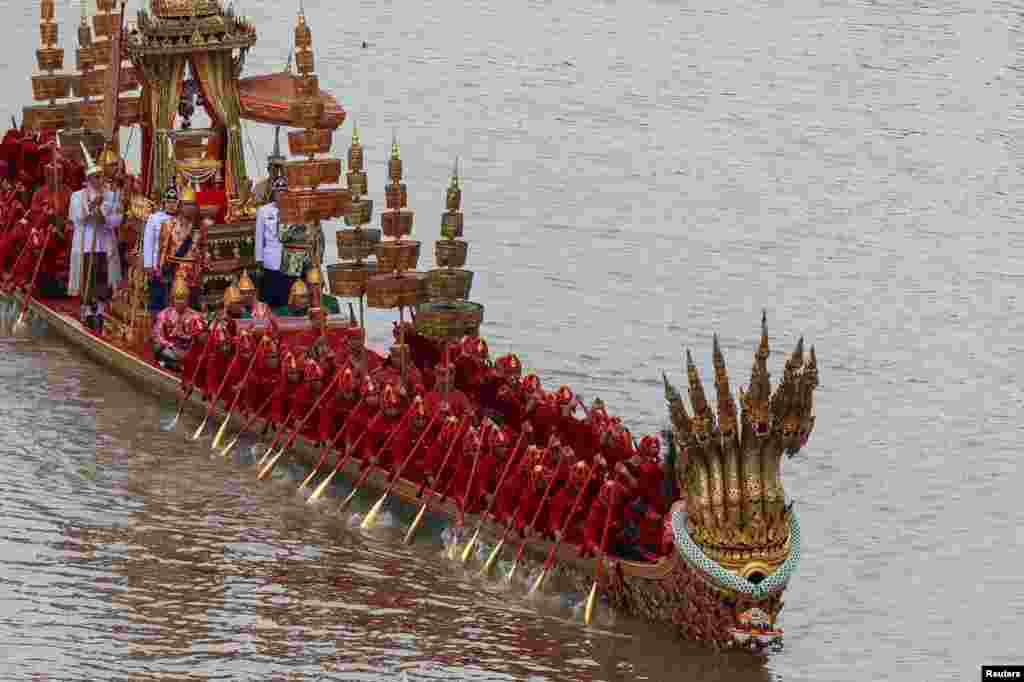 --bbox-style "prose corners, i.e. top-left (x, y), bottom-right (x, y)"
top-left (513, 464), bottom-right (558, 541)
top-left (364, 383), bottom-right (407, 470)
top-left (242, 334), bottom-right (282, 423)
top-left (181, 315), bottom-right (210, 393)
top-left (268, 351), bottom-right (304, 439)
top-left (581, 476), bottom-right (630, 558)
top-left (621, 435), bottom-right (669, 559)
top-left (385, 395), bottom-right (435, 483)
top-left (287, 356), bottom-right (325, 441)
top-left (446, 426), bottom-right (488, 518)
top-left (204, 318), bottom-right (236, 403)
top-left (422, 415), bottom-right (463, 490)
top-left (549, 460), bottom-right (594, 547)
top-left (454, 335), bottom-right (489, 399)
top-left (480, 352), bottom-right (522, 419)
top-left (423, 363), bottom-right (473, 421)
top-left (343, 376), bottom-right (382, 462)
